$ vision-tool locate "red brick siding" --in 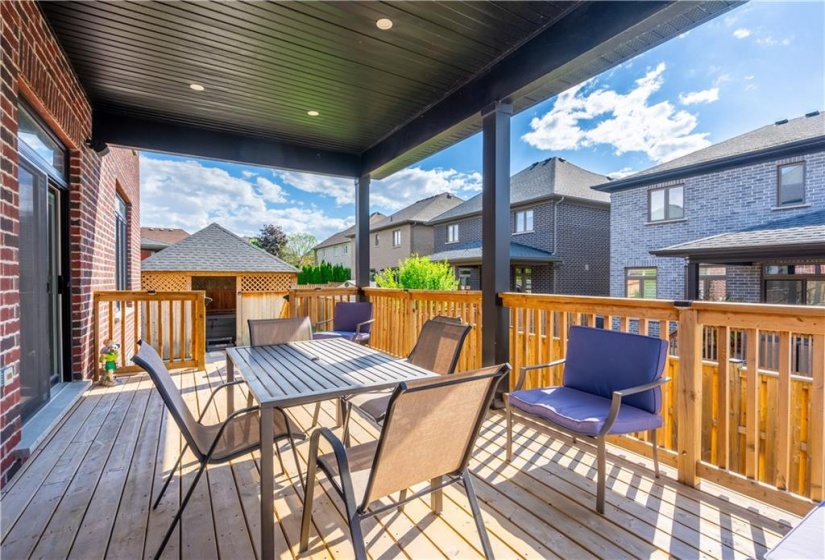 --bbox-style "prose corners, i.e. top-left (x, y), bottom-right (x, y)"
top-left (0, 0), bottom-right (140, 486)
